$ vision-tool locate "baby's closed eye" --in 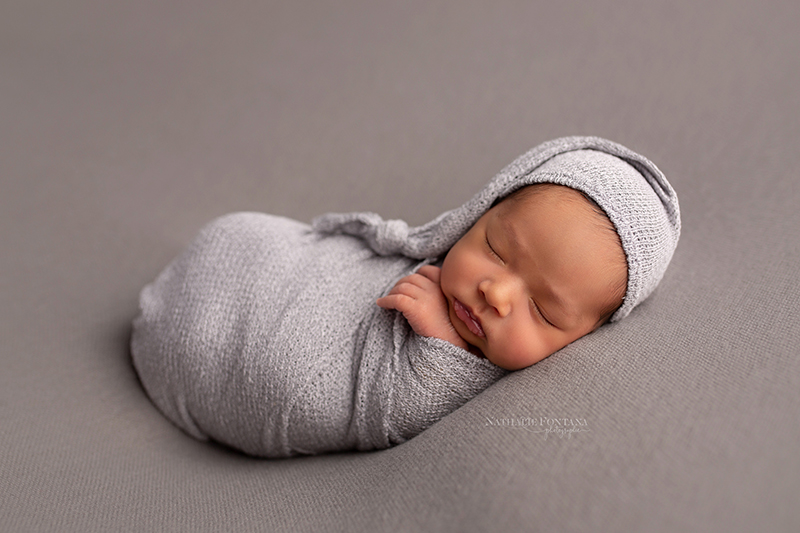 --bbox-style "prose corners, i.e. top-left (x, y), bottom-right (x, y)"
top-left (485, 236), bottom-right (504, 263)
